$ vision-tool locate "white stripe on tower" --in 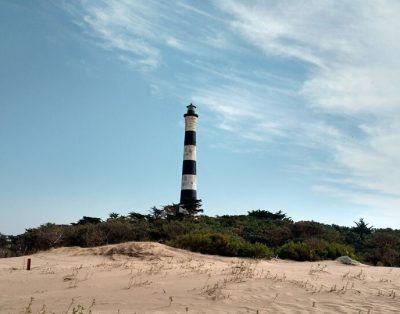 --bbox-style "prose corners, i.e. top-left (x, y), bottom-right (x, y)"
top-left (180, 104), bottom-right (198, 206)
top-left (181, 174), bottom-right (197, 190)
top-left (183, 145), bottom-right (196, 161)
